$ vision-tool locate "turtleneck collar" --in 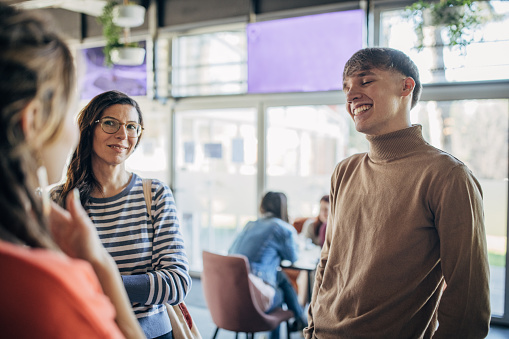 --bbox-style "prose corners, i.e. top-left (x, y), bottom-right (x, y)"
top-left (367, 125), bottom-right (427, 163)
